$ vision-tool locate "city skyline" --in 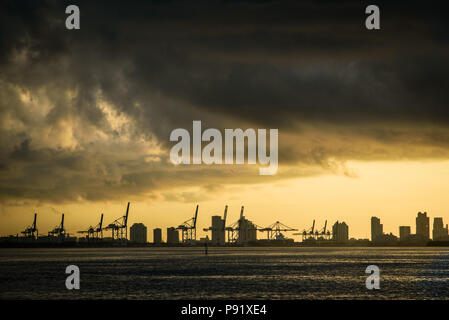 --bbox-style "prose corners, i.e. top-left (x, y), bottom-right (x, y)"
top-left (3, 199), bottom-right (449, 244)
